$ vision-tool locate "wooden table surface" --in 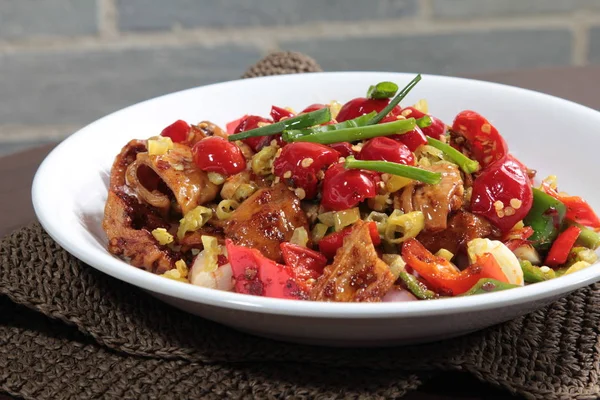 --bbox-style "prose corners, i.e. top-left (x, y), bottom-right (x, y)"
top-left (2, 65), bottom-right (600, 399)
